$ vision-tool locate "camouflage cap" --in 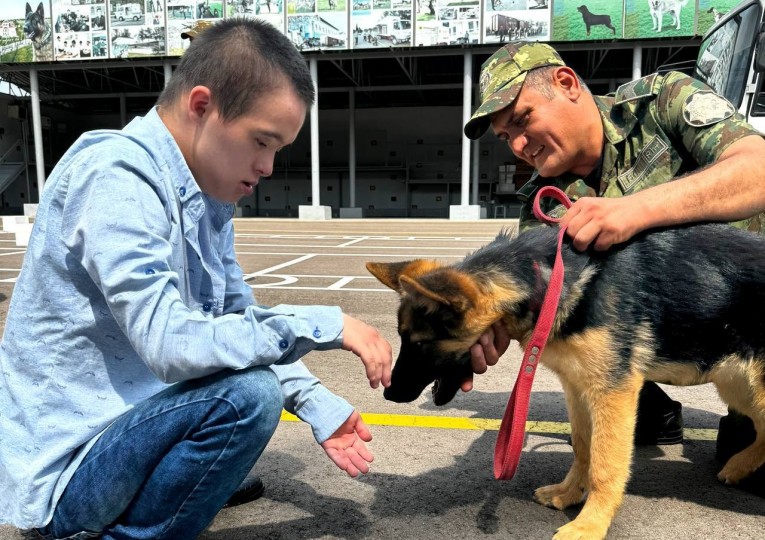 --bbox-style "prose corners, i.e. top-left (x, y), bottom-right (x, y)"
top-left (464, 41), bottom-right (565, 140)
top-left (181, 20), bottom-right (215, 40)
